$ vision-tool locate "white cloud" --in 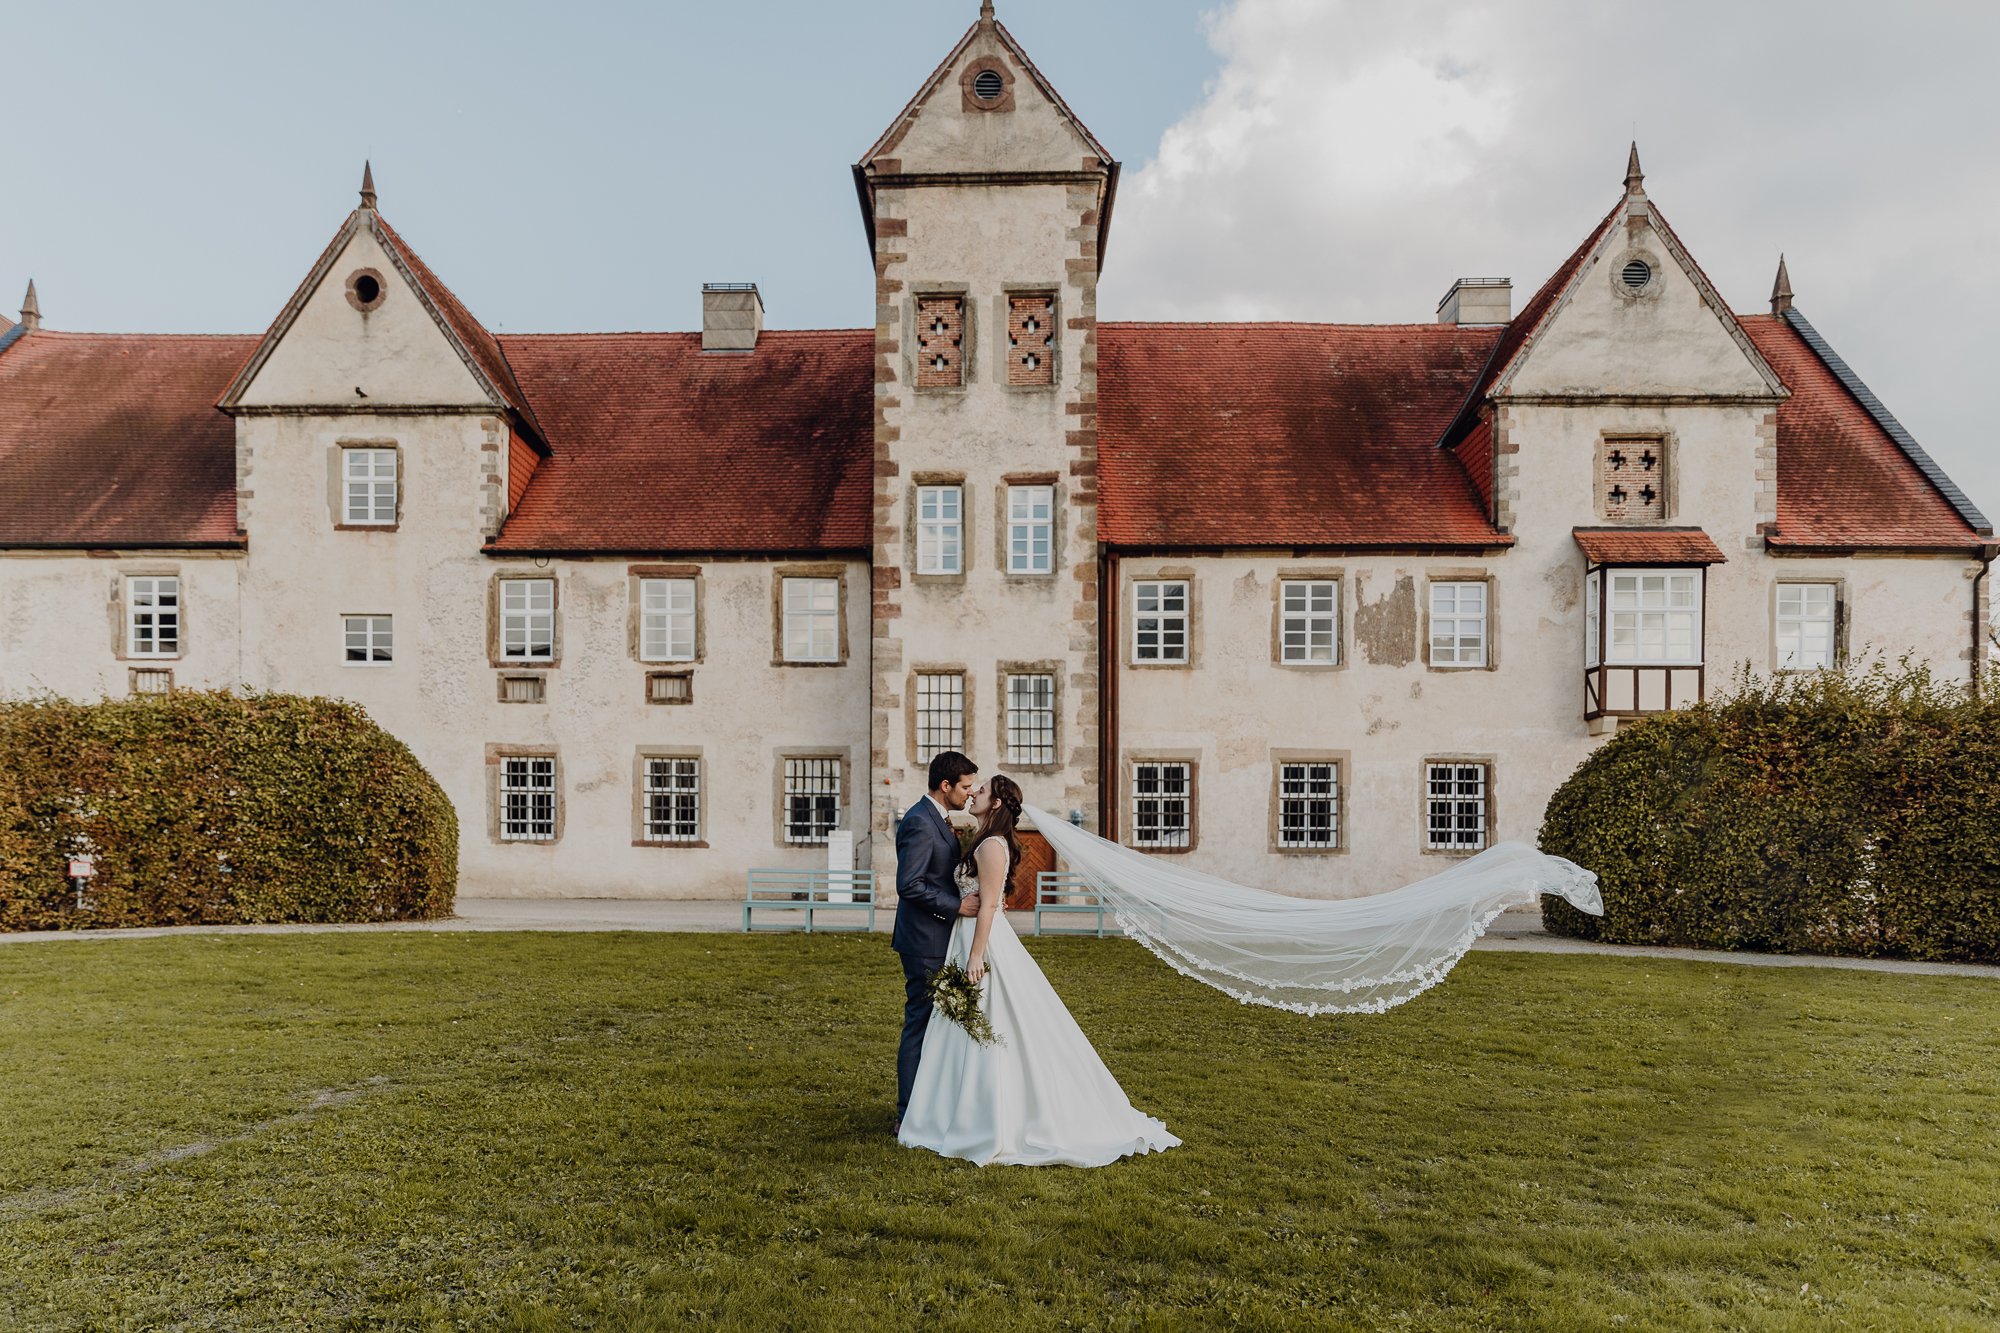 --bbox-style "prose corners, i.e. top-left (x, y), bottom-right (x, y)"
top-left (1103, 0), bottom-right (2000, 522)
